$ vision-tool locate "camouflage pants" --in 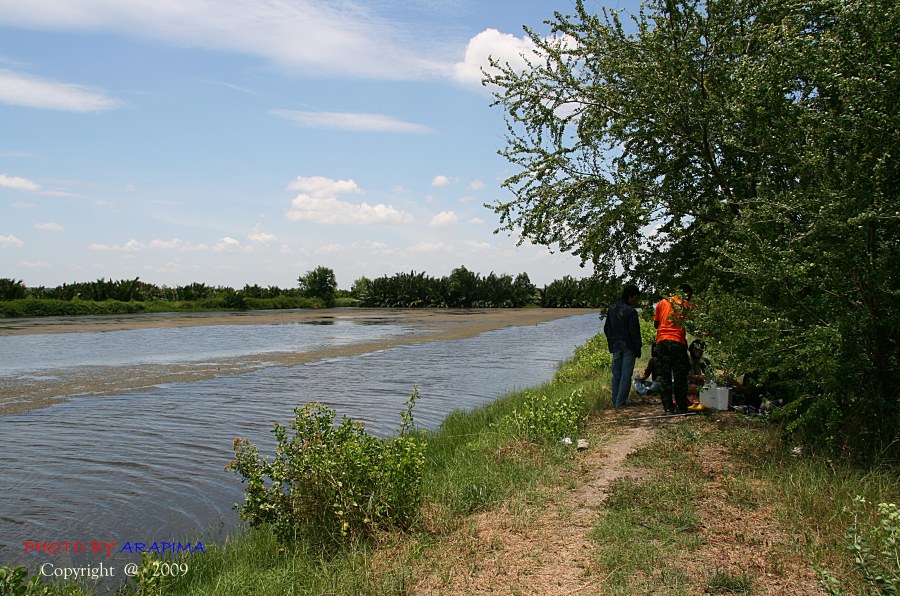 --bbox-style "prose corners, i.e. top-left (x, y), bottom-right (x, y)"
top-left (656, 340), bottom-right (690, 412)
